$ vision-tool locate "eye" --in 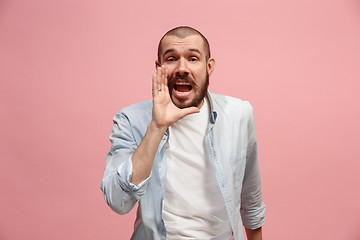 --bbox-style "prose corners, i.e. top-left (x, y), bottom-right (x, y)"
top-left (189, 57), bottom-right (198, 62)
top-left (166, 57), bottom-right (176, 62)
